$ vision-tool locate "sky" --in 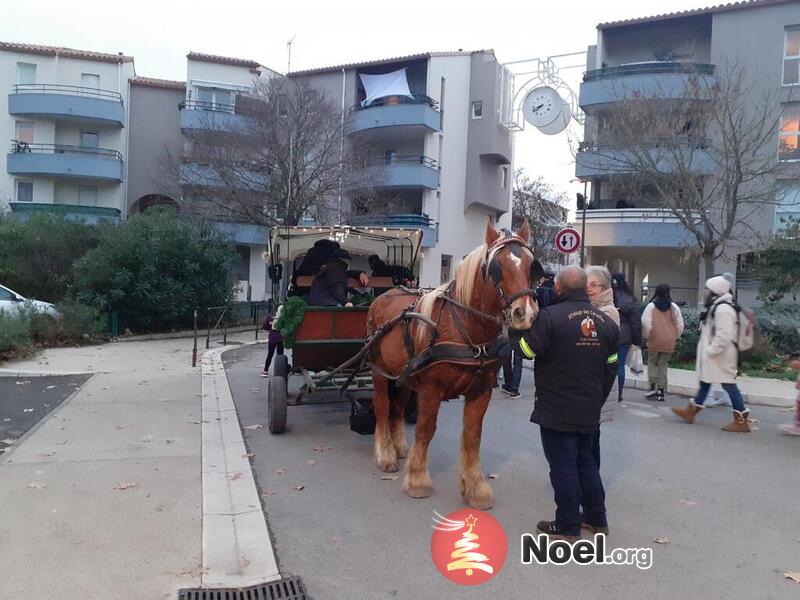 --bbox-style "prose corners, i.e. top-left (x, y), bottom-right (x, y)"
top-left (1, 0), bottom-right (715, 209)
